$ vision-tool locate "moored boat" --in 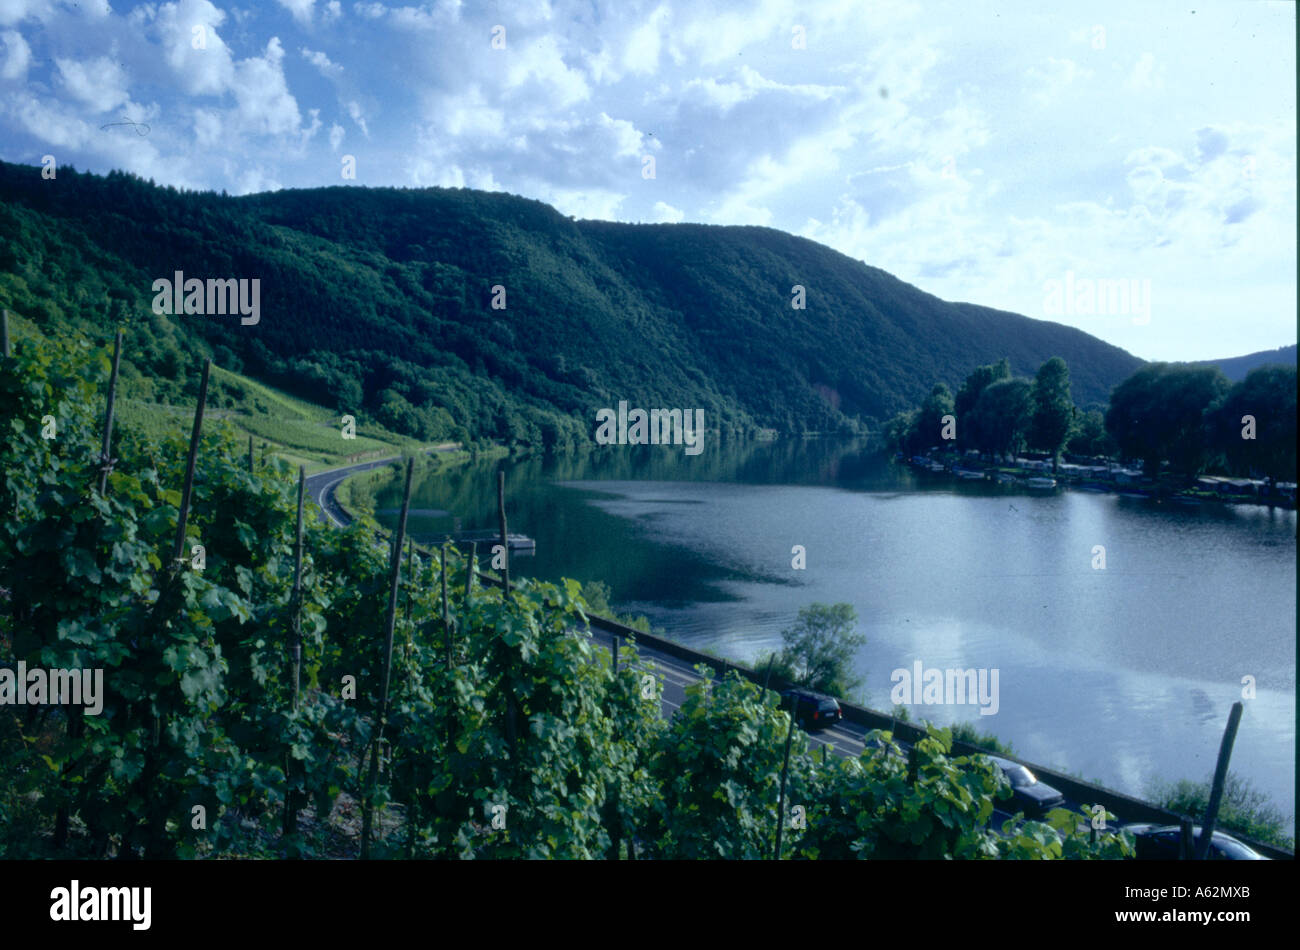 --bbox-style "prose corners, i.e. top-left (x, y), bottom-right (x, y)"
top-left (1025, 477), bottom-right (1057, 489)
